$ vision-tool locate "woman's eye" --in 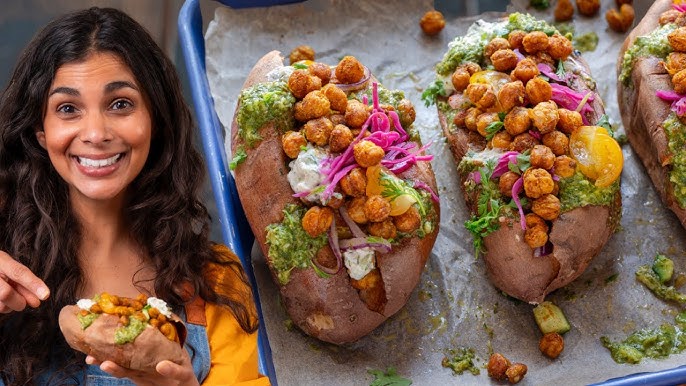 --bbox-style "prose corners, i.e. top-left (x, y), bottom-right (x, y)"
top-left (111, 99), bottom-right (132, 110)
top-left (57, 104), bottom-right (77, 114)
